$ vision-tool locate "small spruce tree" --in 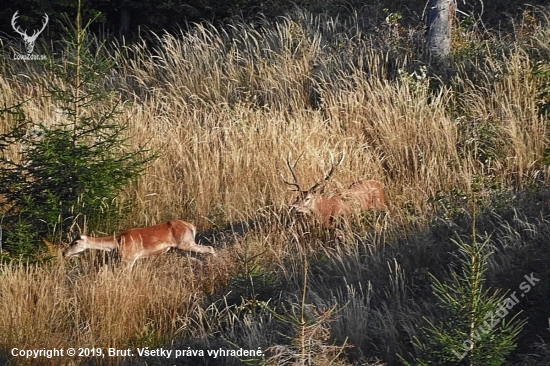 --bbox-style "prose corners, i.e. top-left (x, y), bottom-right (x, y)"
top-left (0, 0), bottom-right (152, 259)
top-left (401, 233), bottom-right (526, 365)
